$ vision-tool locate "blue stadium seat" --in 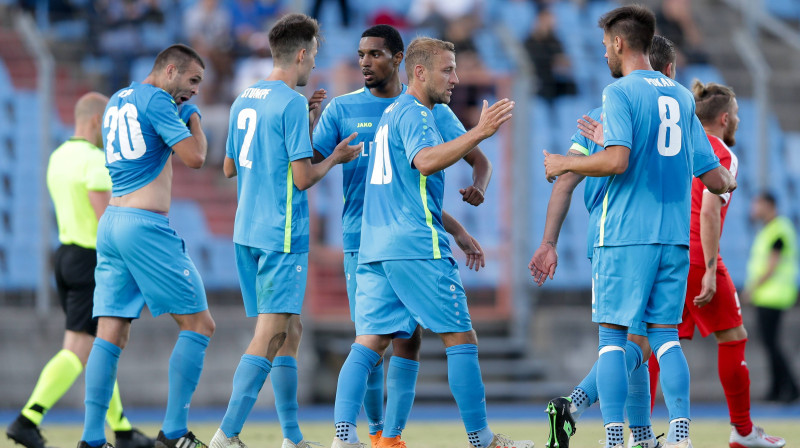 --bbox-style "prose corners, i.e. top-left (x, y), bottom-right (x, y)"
top-left (765, 0), bottom-right (800, 21)
top-left (169, 199), bottom-right (211, 242)
top-left (678, 64), bottom-right (725, 87)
